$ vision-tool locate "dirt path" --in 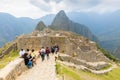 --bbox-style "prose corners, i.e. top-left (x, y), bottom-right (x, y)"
top-left (16, 54), bottom-right (58, 80)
